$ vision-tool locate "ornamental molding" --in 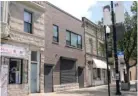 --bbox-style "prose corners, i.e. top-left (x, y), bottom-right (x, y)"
top-left (9, 29), bottom-right (44, 47)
